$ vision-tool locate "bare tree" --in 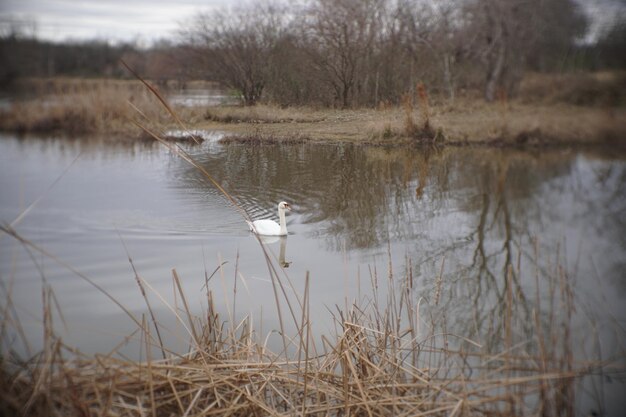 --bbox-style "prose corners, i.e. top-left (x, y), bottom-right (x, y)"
top-left (464, 0), bottom-right (587, 101)
top-left (183, 3), bottom-right (286, 105)
top-left (176, 0), bottom-right (588, 106)
top-left (301, 0), bottom-right (384, 108)
top-left (395, 1), bottom-right (469, 101)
